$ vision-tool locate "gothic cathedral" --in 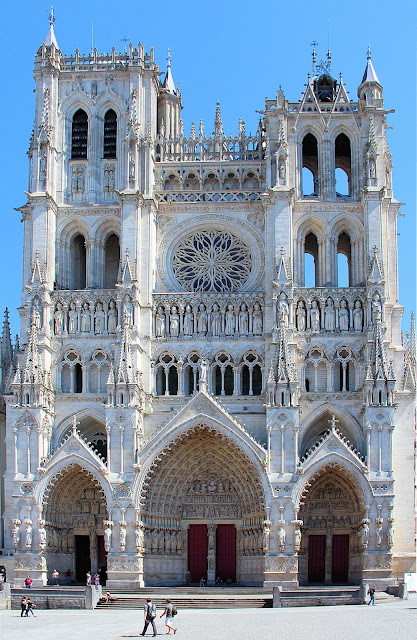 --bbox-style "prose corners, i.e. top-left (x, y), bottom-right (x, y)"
top-left (0, 20), bottom-right (415, 589)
